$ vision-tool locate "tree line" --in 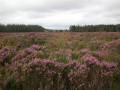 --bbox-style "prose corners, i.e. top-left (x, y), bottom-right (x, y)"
top-left (0, 24), bottom-right (45, 32)
top-left (1, 24), bottom-right (120, 32)
top-left (70, 24), bottom-right (120, 32)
